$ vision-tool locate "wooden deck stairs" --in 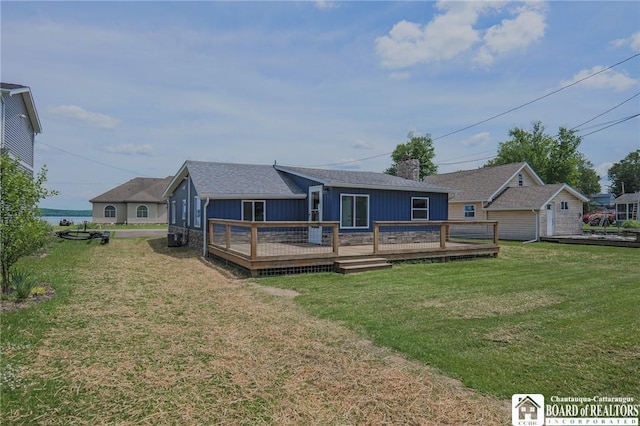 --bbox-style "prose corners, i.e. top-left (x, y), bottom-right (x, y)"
top-left (334, 258), bottom-right (392, 274)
